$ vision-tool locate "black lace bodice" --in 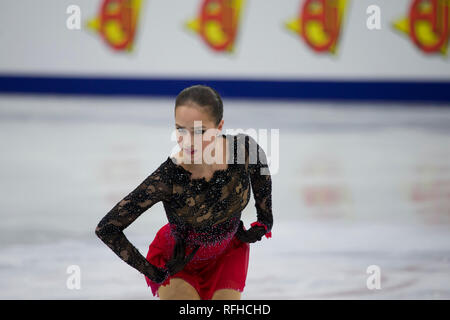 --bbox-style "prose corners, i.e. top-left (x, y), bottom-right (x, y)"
top-left (95, 133), bottom-right (273, 283)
